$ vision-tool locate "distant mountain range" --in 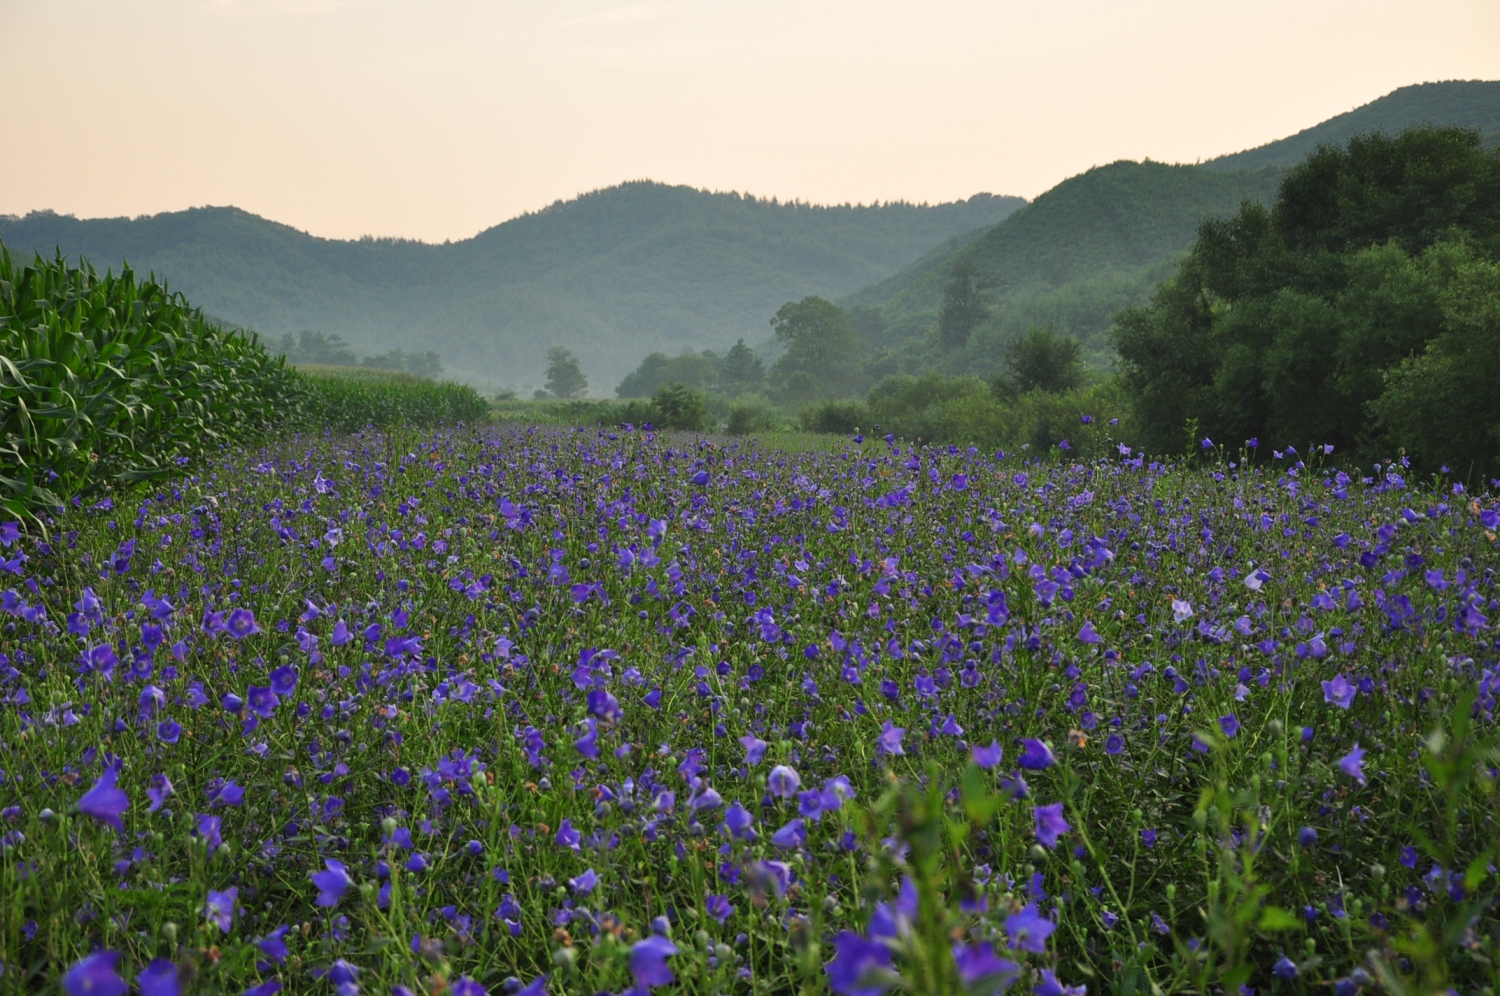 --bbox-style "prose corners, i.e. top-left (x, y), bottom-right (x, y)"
top-left (2, 79), bottom-right (1495, 390)
top-left (0, 187), bottom-right (1021, 389)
